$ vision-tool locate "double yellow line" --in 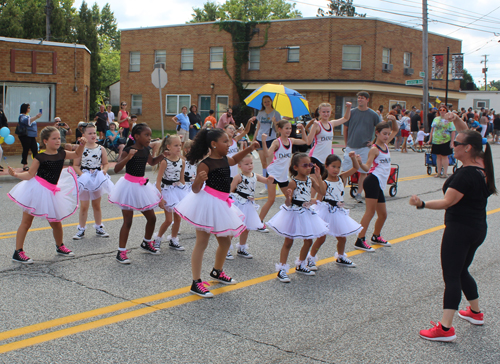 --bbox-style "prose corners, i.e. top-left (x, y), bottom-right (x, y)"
top-left (1, 206), bottom-right (499, 354)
